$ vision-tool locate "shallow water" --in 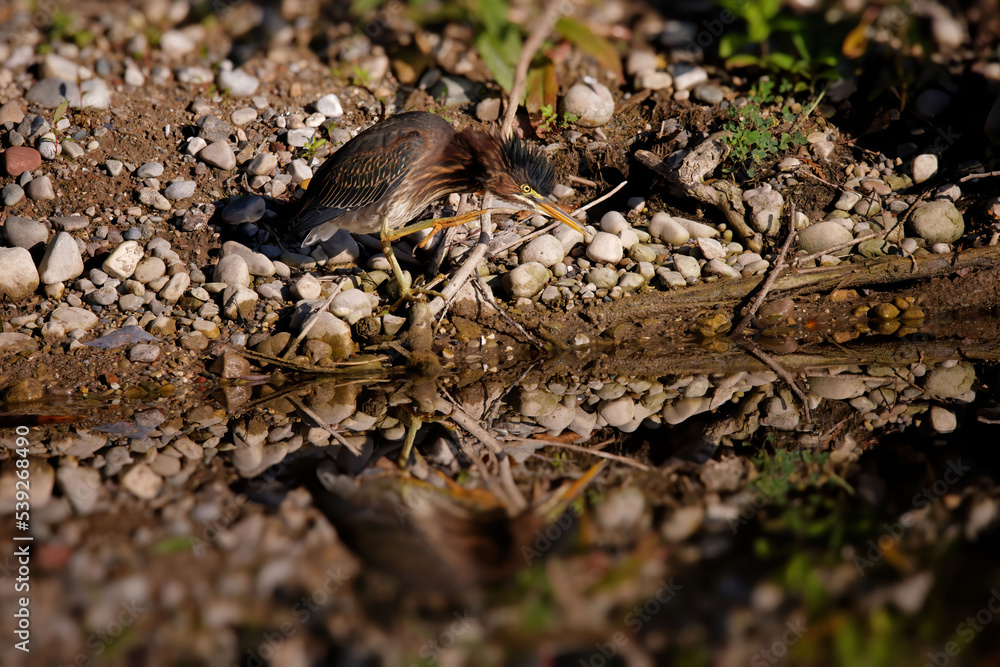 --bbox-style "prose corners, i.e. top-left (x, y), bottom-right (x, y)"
top-left (2, 328), bottom-right (1000, 667)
